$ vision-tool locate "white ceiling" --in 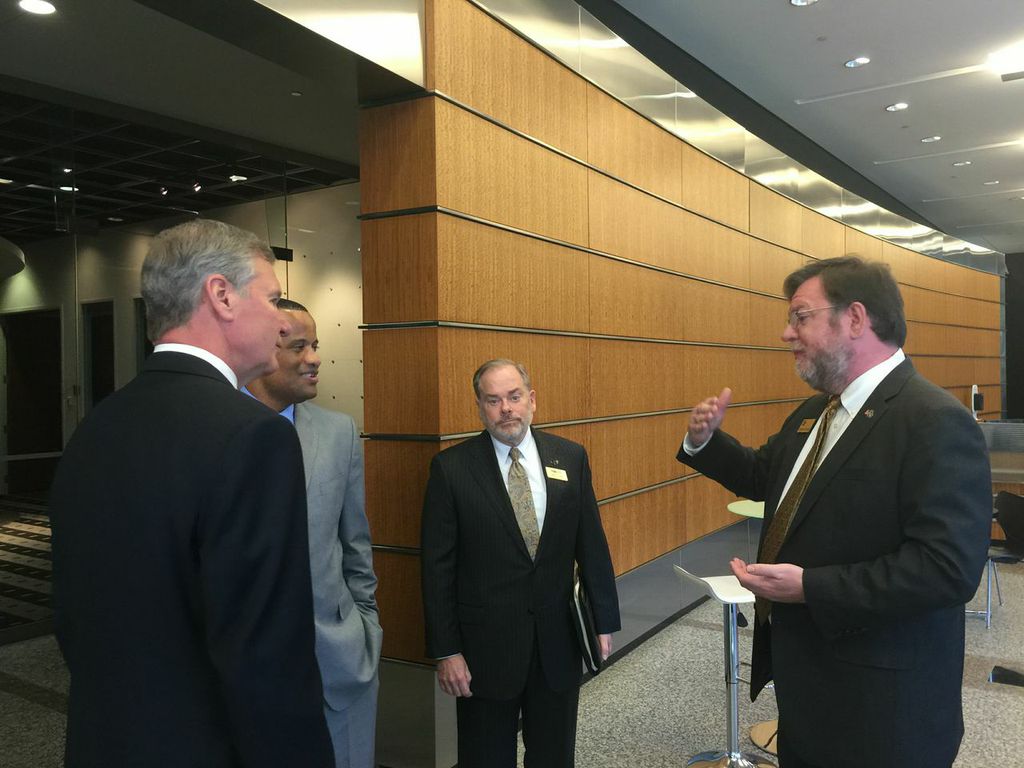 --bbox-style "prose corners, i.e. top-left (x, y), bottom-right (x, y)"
top-left (611, 0), bottom-right (1024, 255)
